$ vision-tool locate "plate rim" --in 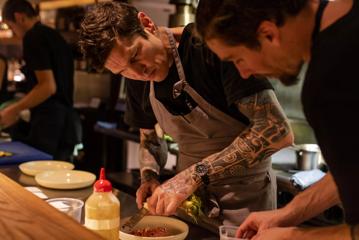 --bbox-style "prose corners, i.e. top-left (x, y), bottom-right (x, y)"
top-left (19, 160), bottom-right (75, 176)
top-left (35, 170), bottom-right (96, 189)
